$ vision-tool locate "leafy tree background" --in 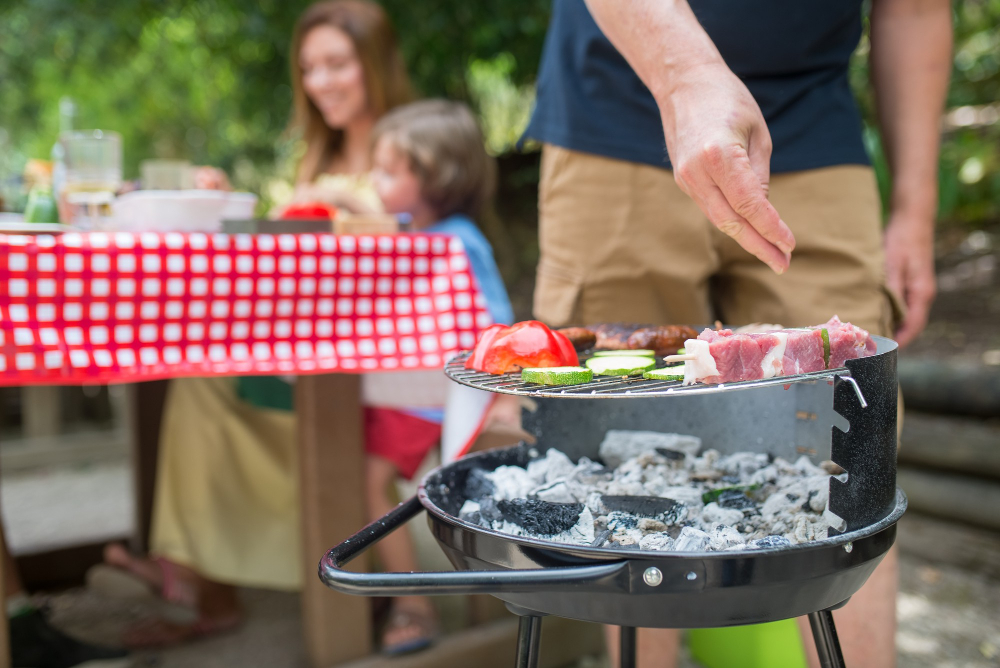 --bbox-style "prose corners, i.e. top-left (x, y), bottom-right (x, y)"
top-left (1, 0), bottom-right (997, 312)
top-left (0, 0), bottom-right (547, 198)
